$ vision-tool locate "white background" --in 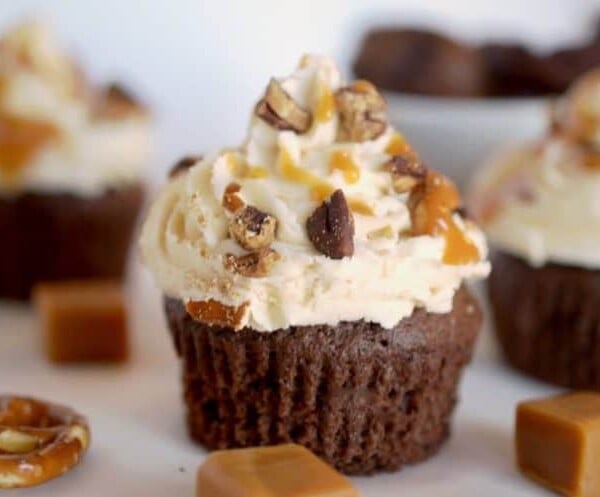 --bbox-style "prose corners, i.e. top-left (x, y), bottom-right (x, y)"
top-left (1, 0), bottom-right (600, 180)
